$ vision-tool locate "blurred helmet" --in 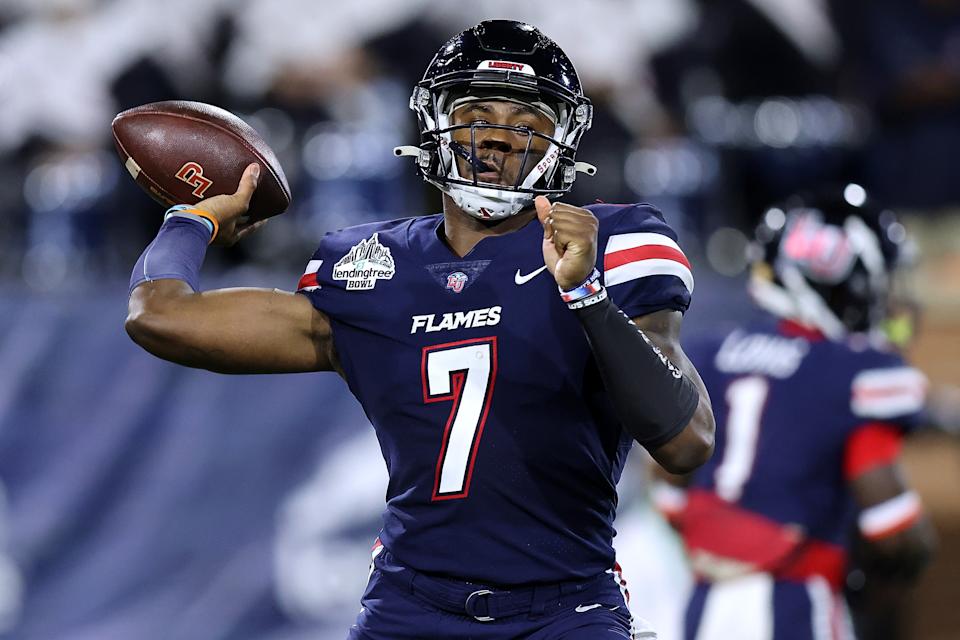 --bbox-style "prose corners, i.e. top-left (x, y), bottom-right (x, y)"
top-left (748, 184), bottom-right (912, 339)
top-left (395, 20), bottom-right (596, 220)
